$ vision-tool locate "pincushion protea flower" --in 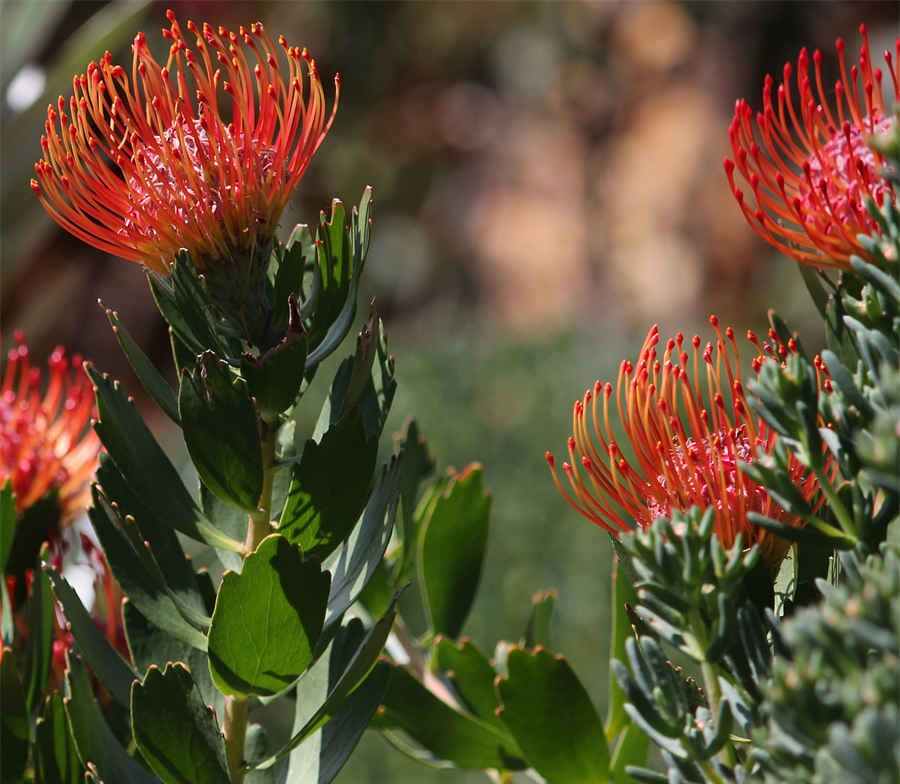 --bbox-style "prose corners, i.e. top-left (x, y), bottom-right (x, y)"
top-left (1, 333), bottom-right (99, 521)
top-left (31, 9), bottom-right (338, 274)
top-left (724, 24), bottom-right (899, 269)
top-left (545, 317), bottom-right (828, 570)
